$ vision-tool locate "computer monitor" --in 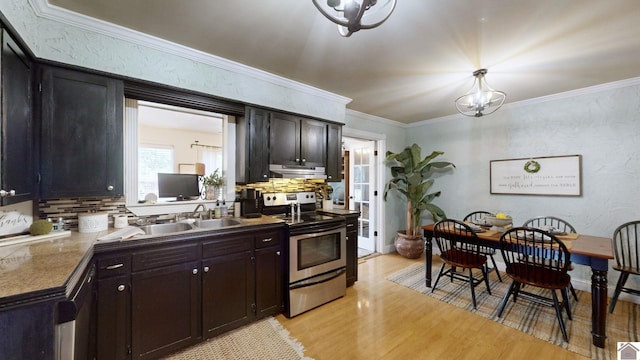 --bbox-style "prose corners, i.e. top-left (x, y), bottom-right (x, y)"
top-left (157, 173), bottom-right (200, 201)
